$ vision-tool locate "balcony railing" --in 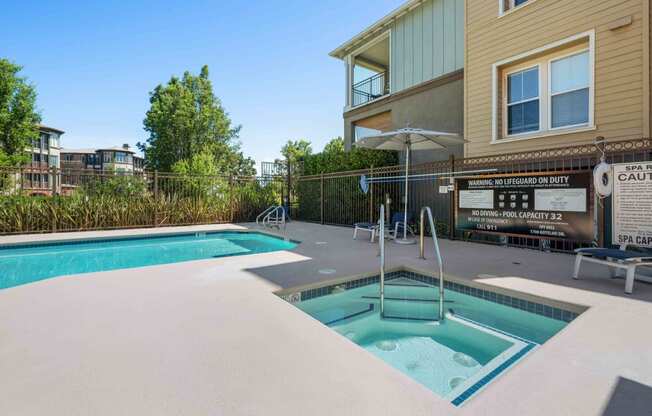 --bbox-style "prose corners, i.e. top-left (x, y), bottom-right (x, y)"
top-left (352, 71), bottom-right (389, 107)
